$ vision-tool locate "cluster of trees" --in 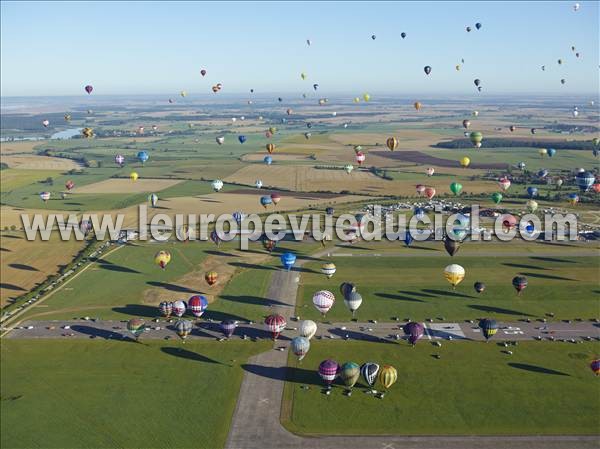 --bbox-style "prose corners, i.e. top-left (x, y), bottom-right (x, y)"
top-left (435, 138), bottom-right (596, 150)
